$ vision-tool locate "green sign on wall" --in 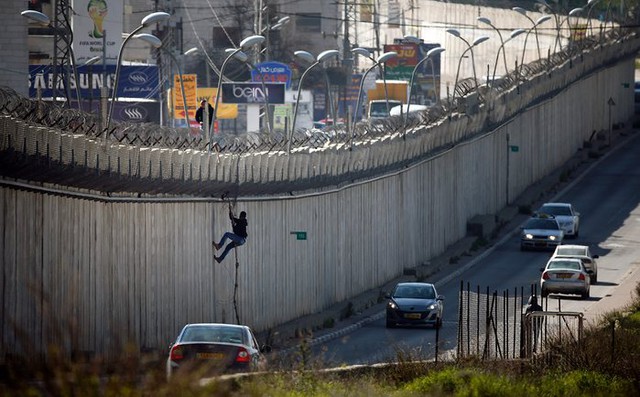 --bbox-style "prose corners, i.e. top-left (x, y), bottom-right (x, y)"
top-left (290, 231), bottom-right (307, 240)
